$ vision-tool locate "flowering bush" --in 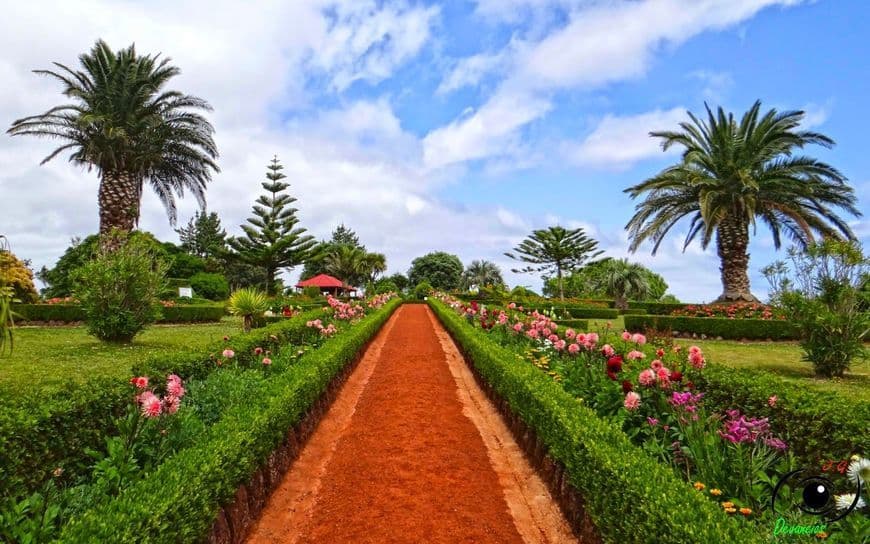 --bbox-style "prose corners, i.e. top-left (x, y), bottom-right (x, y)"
top-left (670, 302), bottom-right (784, 320)
top-left (43, 296), bottom-right (77, 305)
